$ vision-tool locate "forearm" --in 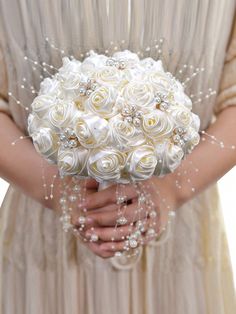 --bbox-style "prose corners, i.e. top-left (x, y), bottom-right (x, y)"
top-left (0, 112), bottom-right (58, 204)
top-left (174, 106), bottom-right (236, 206)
